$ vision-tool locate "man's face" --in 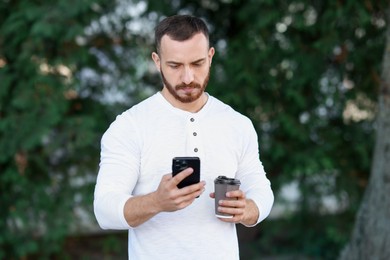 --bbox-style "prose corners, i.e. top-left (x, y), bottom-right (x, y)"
top-left (160, 68), bottom-right (210, 103)
top-left (152, 33), bottom-right (215, 104)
